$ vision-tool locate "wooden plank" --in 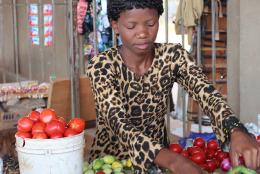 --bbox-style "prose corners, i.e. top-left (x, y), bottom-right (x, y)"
top-left (47, 76), bottom-right (96, 126)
